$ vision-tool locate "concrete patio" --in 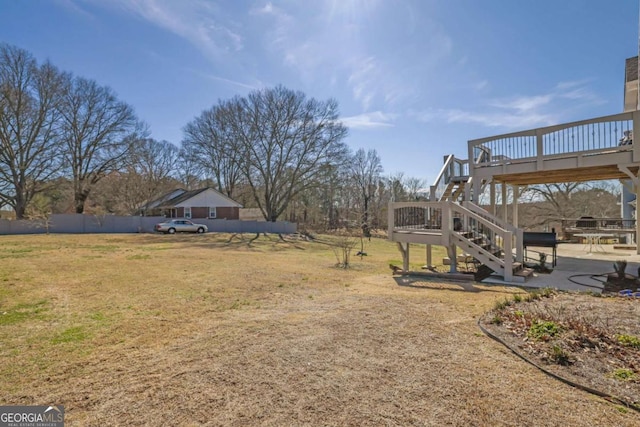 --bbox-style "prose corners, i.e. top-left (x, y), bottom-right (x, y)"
top-left (489, 243), bottom-right (640, 292)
